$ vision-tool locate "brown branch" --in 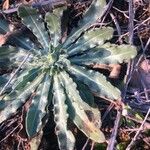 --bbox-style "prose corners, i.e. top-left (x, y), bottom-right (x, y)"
top-left (126, 108), bottom-right (150, 150)
top-left (0, 0), bottom-right (67, 14)
top-left (106, 109), bottom-right (122, 150)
